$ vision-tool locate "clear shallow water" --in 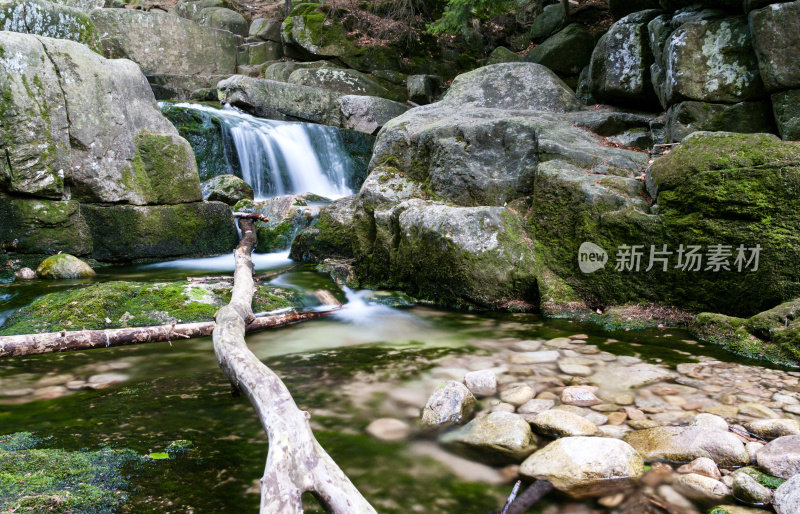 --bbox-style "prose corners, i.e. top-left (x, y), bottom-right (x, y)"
top-left (0, 260), bottom-right (790, 512)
